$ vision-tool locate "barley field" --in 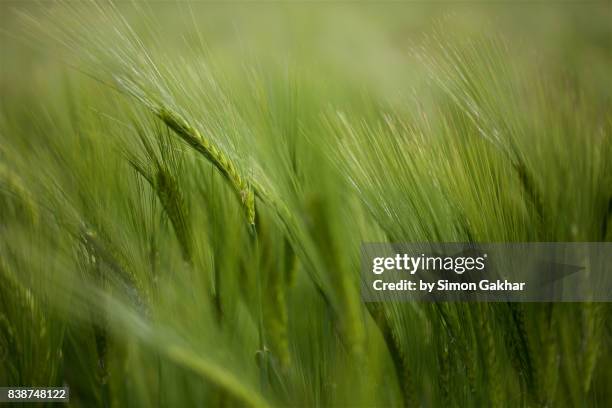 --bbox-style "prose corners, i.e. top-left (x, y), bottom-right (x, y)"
top-left (0, 1), bottom-right (611, 407)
